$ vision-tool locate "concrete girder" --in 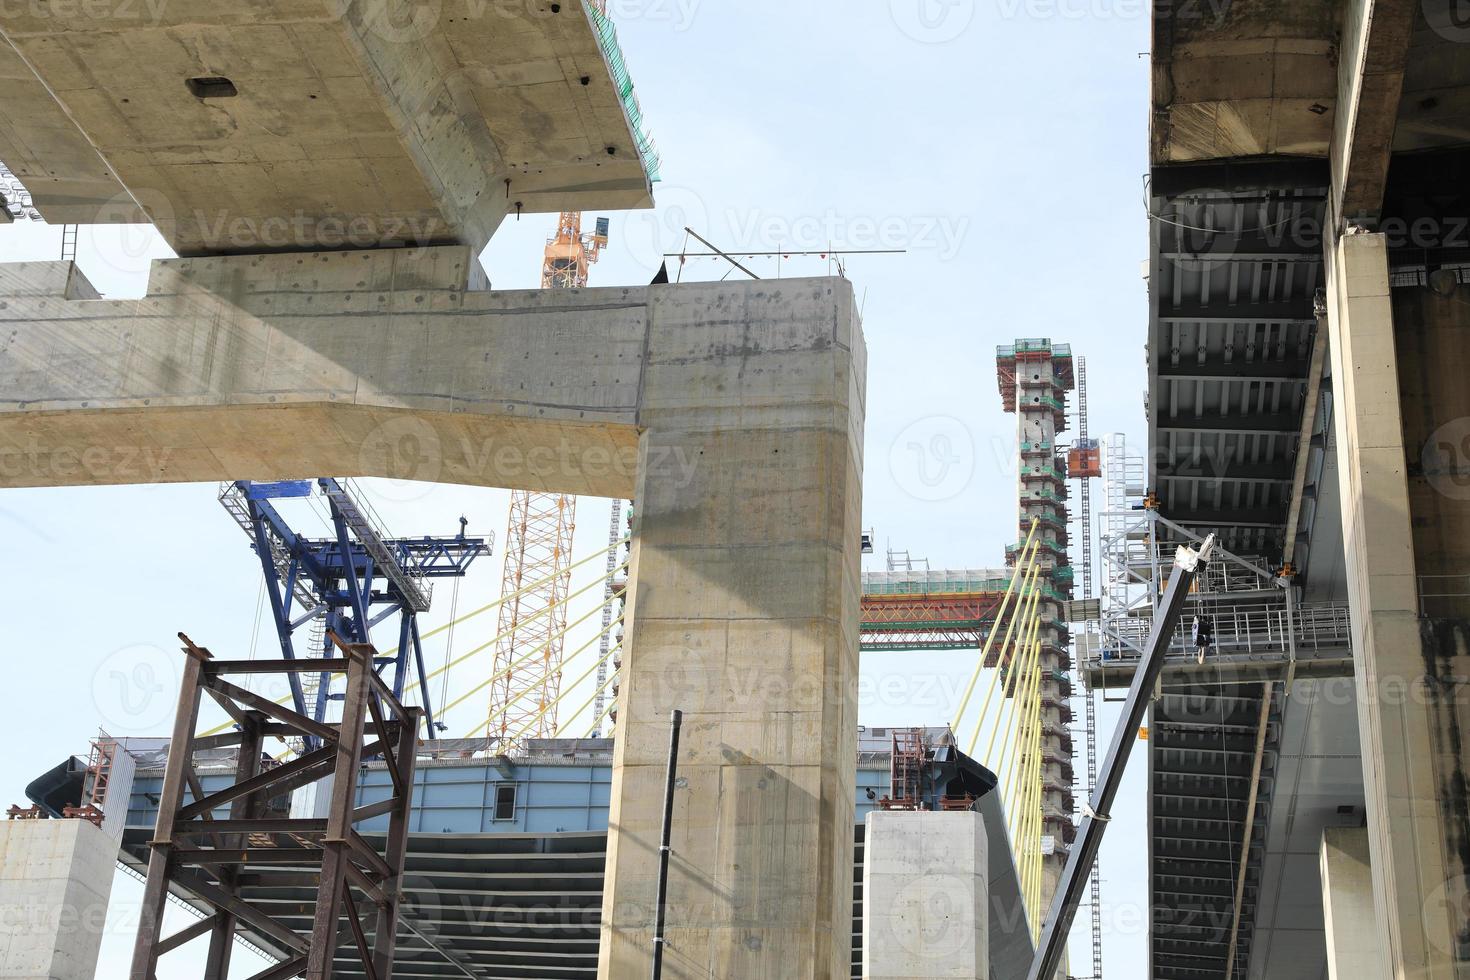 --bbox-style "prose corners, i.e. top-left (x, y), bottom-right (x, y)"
top-left (0, 250), bottom-right (866, 980)
top-left (1330, 0), bottom-right (1418, 230)
top-left (0, 1), bottom-right (654, 253)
